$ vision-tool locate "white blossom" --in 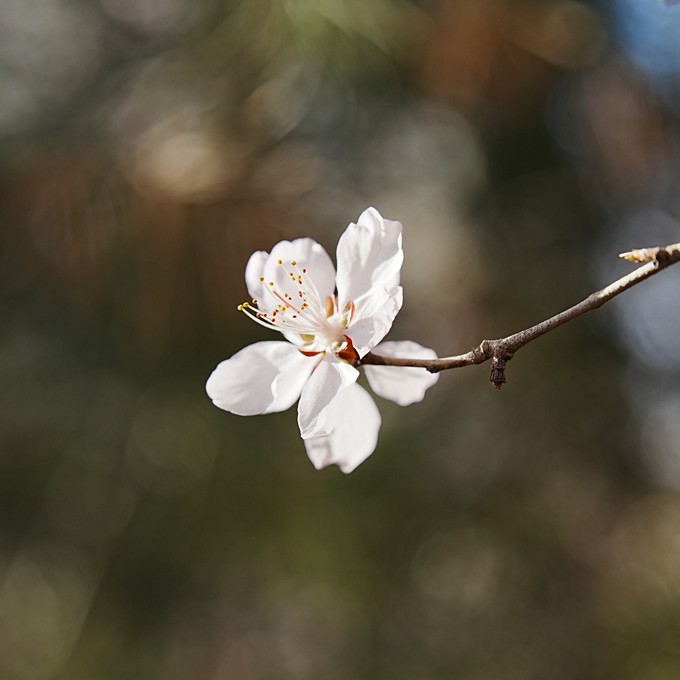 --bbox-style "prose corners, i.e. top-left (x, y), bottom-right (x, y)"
top-left (206, 207), bottom-right (439, 473)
